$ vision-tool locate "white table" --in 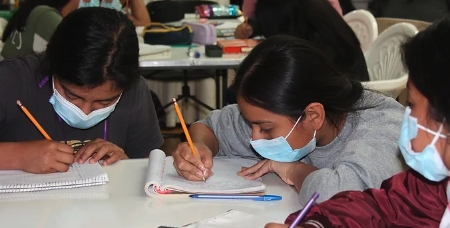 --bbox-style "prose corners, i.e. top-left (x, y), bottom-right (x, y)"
top-left (137, 16), bottom-right (245, 108)
top-left (0, 159), bottom-right (301, 228)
